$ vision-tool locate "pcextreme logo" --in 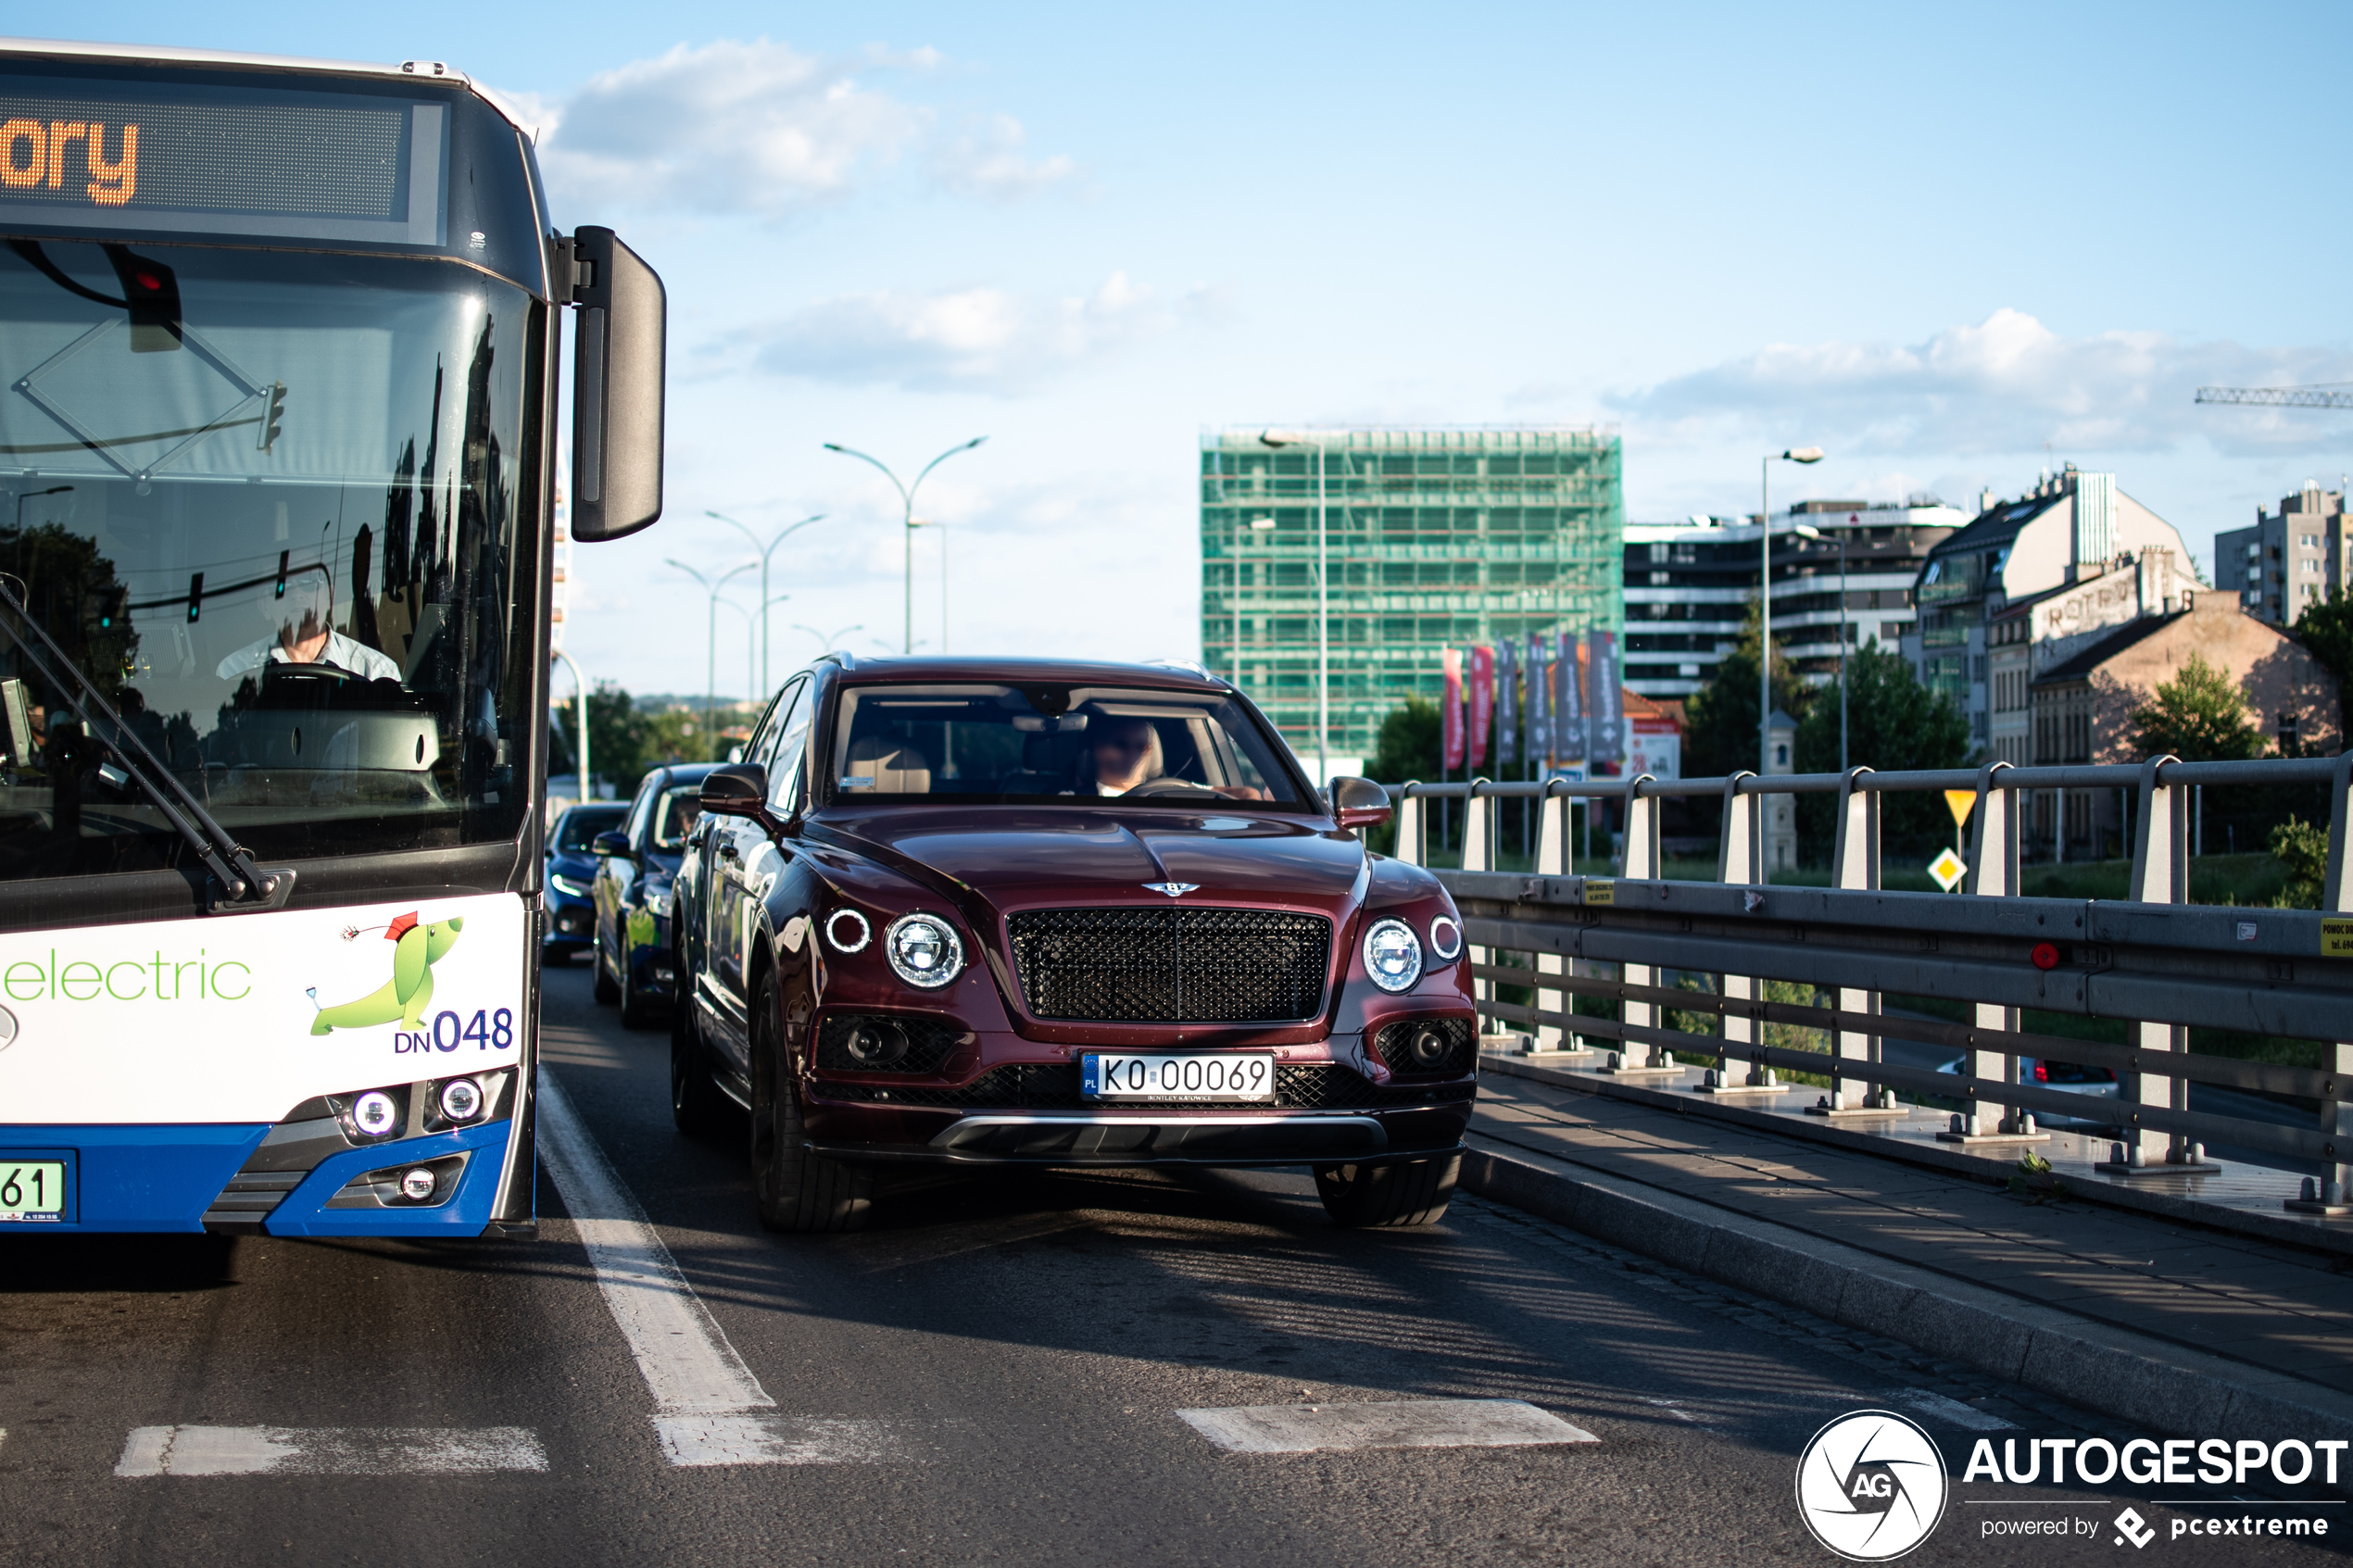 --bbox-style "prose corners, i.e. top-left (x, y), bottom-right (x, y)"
top-left (1796, 1410), bottom-right (1950, 1562)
